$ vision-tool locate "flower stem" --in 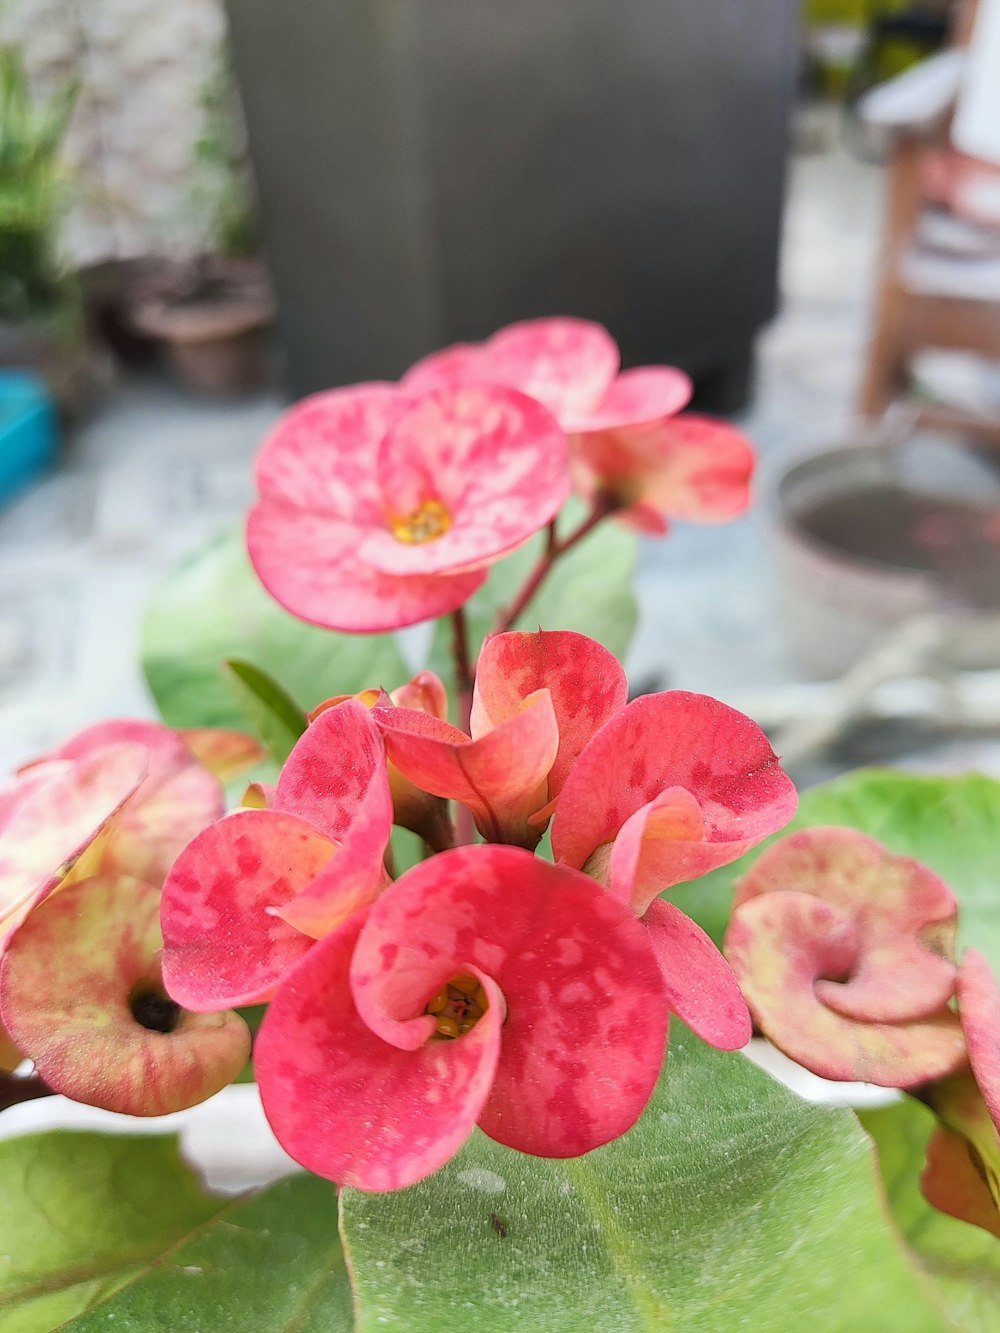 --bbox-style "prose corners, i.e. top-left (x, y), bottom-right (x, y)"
top-left (449, 606), bottom-right (477, 846)
top-left (493, 498), bottom-right (616, 635)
